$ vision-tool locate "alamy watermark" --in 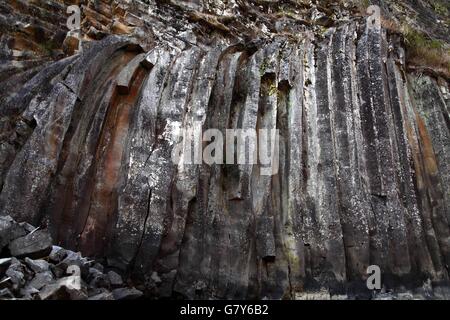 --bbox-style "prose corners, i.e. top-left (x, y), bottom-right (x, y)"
top-left (66, 5), bottom-right (82, 52)
top-left (66, 5), bottom-right (81, 31)
top-left (367, 265), bottom-right (382, 290)
top-left (171, 121), bottom-right (280, 176)
top-left (366, 5), bottom-right (381, 30)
